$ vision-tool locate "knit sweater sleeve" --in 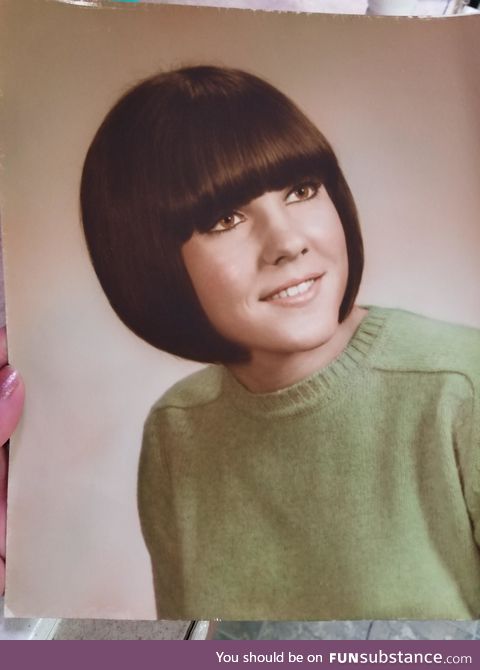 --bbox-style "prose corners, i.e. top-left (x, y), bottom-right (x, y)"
top-left (455, 343), bottom-right (480, 551)
top-left (468, 383), bottom-right (480, 550)
top-left (376, 310), bottom-right (480, 553)
top-left (137, 404), bottom-right (184, 618)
